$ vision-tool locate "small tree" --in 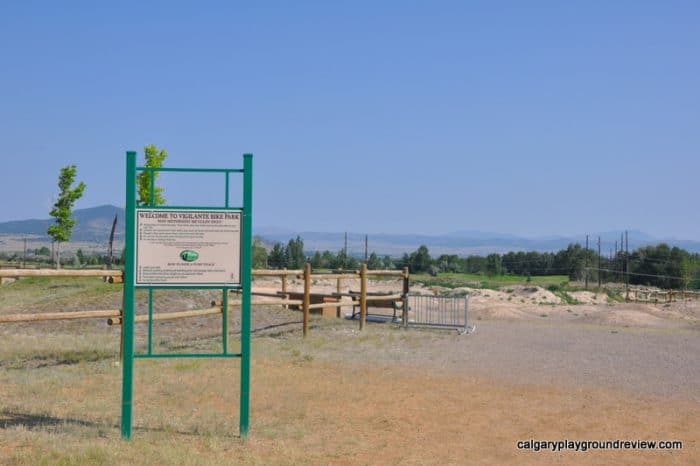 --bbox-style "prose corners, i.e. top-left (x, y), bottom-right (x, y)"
top-left (485, 253), bottom-right (503, 276)
top-left (268, 243), bottom-right (286, 269)
top-left (252, 237), bottom-right (268, 269)
top-left (47, 165), bottom-right (86, 268)
top-left (321, 251), bottom-right (335, 268)
top-left (382, 255), bottom-right (394, 270)
top-left (310, 251), bottom-right (324, 269)
top-left (367, 252), bottom-right (382, 270)
top-left (285, 236), bottom-right (305, 269)
top-left (409, 245), bottom-right (432, 273)
top-left (331, 249), bottom-right (348, 270)
top-left (137, 144), bottom-right (167, 206)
